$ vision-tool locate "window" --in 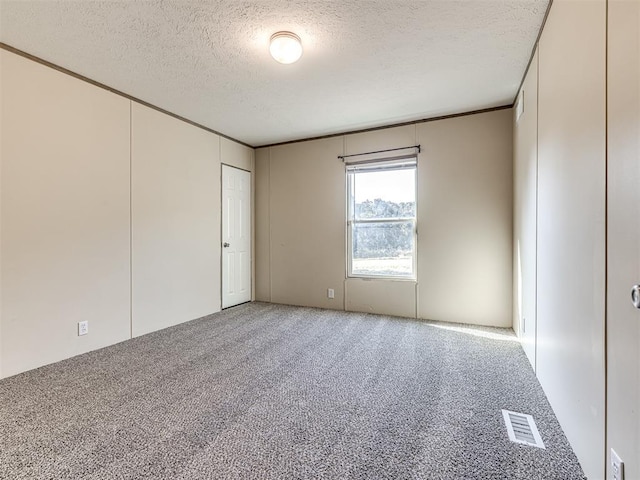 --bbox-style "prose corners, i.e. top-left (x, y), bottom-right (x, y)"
top-left (347, 158), bottom-right (417, 279)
